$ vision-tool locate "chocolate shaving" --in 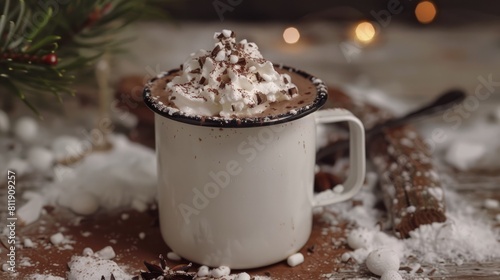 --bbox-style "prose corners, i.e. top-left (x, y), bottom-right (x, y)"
top-left (199, 76), bottom-right (206, 85)
top-left (237, 57), bottom-right (246, 65)
top-left (179, 64), bottom-right (183, 70)
top-left (211, 45), bottom-right (221, 57)
top-left (198, 56), bottom-right (206, 68)
top-left (256, 92), bottom-right (267, 105)
top-left (189, 69), bottom-right (201, 74)
top-left (217, 32), bottom-right (225, 39)
top-left (284, 77), bottom-right (289, 84)
top-left (231, 105), bottom-right (236, 111)
top-left (288, 87), bottom-right (298, 96)
top-left (255, 72), bottom-right (264, 83)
